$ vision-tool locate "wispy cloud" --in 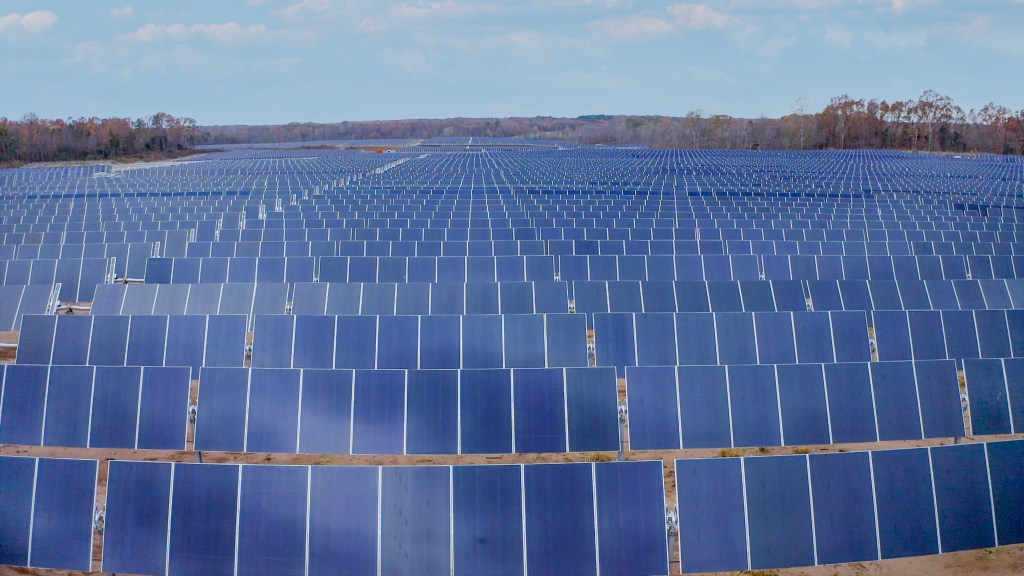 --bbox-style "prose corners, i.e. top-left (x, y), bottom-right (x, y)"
top-left (119, 22), bottom-right (274, 44)
top-left (110, 6), bottom-right (134, 19)
top-left (274, 0), bottom-right (333, 18)
top-left (863, 27), bottom-right (929, 50)
top-left (591, 2), bottom-right (740, 42)
top-left (493, 30), bottom-right (544, 49)
top-left (823, 25), bottom-right (853, 49)
top-left (666, 3), bottom-right (738, 30)
top-left (889, 0), bottom-right (939, 12)
top-left (0, 10), bottom-right (58, 33)
top-left (591, 15), bottom-right (674, 41)
top-left (390, 1), bottom-right (498, 19)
